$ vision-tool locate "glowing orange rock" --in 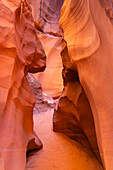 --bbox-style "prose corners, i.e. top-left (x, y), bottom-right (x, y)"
top-left (34, 33), bottom-right (63, 98)
top-left (54, 0), bottom-right (113, 169)
top-left (30, 0), bottom-right (64, 98)
top-left (0, 0), bottom-right (46, 169)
